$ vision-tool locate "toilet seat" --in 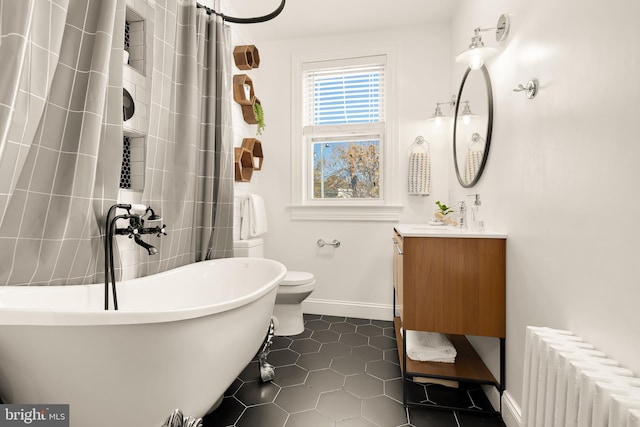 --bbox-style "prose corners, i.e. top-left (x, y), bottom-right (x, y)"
top-left (281, 271), bottom-right (314, 286)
